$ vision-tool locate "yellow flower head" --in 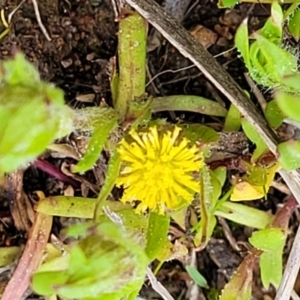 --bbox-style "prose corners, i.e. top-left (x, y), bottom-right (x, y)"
top-left (116, 126), bottom-right (204, 214)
